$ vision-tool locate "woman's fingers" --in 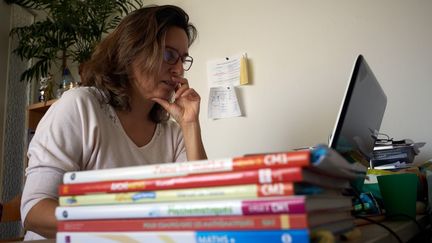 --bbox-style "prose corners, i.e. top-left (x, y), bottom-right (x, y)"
top-left (180, 88), bottom-right (200, 101)
top-left (152, 97), bottom-right (170, 111)
top-left (173, 76), bottom-right (190, 99)
top-left (175, 84), bottom-right (189, 99)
